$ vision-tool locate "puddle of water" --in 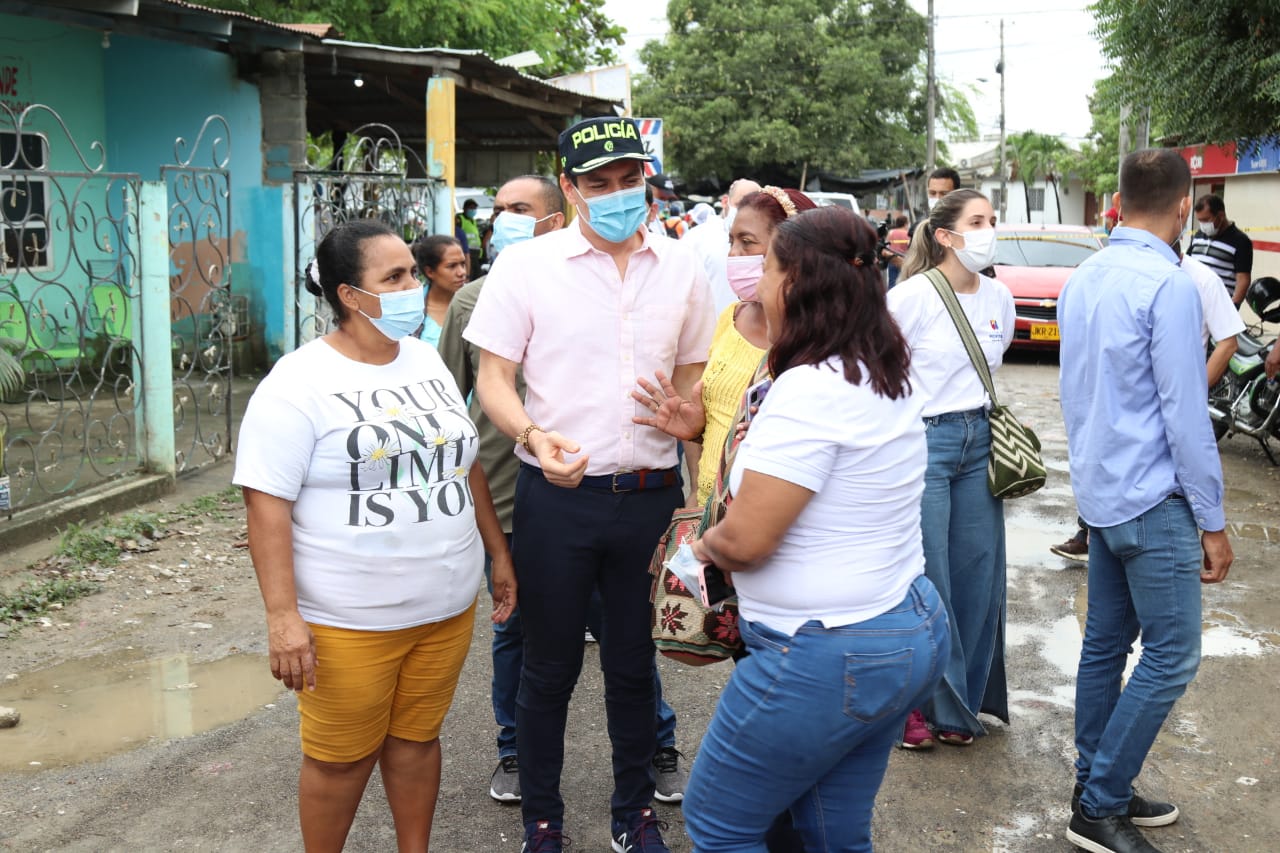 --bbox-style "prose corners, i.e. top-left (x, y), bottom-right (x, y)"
top-left (0, 651), bottom-right (282, 771)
